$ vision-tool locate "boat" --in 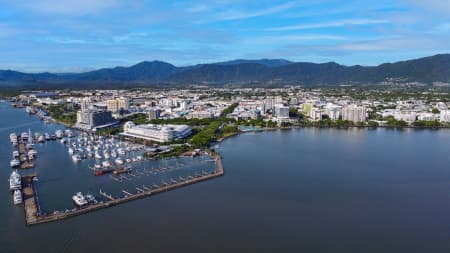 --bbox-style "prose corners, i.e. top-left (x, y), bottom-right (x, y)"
top-left (64, 129), bottom-right (73, 138)
top-left (102, 160), bottom-right (111, 168)
top-left (103, 152), bottom-right (110, 159)
top-left (20, 132), bottom-right (29, 141)
top-left (25, 106), bottom-right (33, 114)
top-left (113, 167), bottom-right (132, 175)
top-left (110, 151), bottom-right (117, 158)
top-left (9, 170), bottom-right (22, 191)
top-left (117, 148), bottom-right (126, 155)
top-left (95, 152), bottom-right (102, 159)
top-left (9, 133), bottom-right (17, 143)
top-left (68, 147), bottom-right (74, 155)
top-left (12, 150), bottom-right (19, 158)
top-left (44, 133), bottom-right (50, 141)
top-left (13, 190), bottom-right (23, 205)
top-left (60, 138), bottom-right (67, 144)
top-left (85, 194), bottom-right (97, 204)
top-left (28, 149), bottom-right (37, 155)
top-left (72, 192), bottom-right (88, 207)
top-left (93, 168), bottom-right (113, 176)
top-left (55, 130), bottom-right (64, 139)
top-left (125, 158), bottom-right (132, 163)
top-left (114, 158), bottom-right (124, 165)
top-left (94, 164), bottom-right (102, 169)
top-left (72, 154), bottom-right (81, 162)
top-left (37, 135), bottom-right (45, 143)
top-left (10, 159), bottom-right (20, 168)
